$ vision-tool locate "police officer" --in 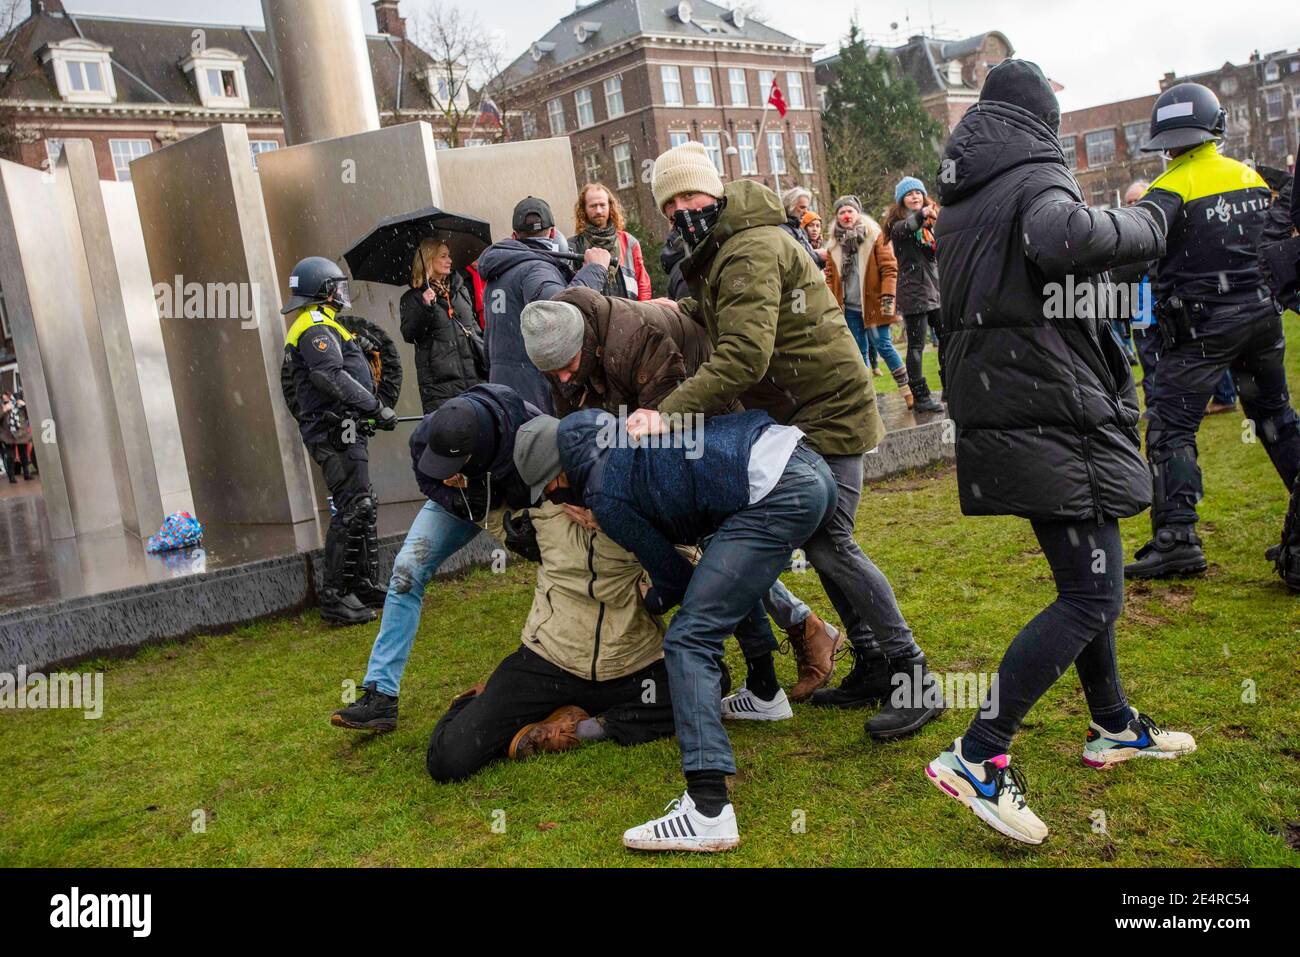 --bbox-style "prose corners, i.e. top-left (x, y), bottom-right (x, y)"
top-left (281, 256), bottom-right (397, 624)
top-left (1125, 84), bottom-right (1300, 579)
